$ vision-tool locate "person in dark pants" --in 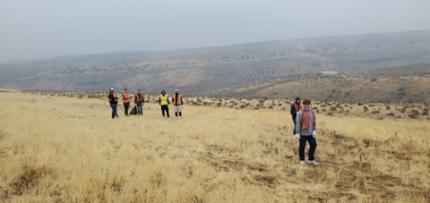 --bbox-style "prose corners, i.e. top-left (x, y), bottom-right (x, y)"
top-left (158, 90), bottom-right (170, 118)
top-left (122, 88), bottom-right (131, 116)
top-left (294, 99), bottom-right (318, 165)
top-left (135, 89), bottom-right (144, 115)
top-left (290, 97), bottom-right (302, 135)
top-left (108, 88), bottom-right (119, 119)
